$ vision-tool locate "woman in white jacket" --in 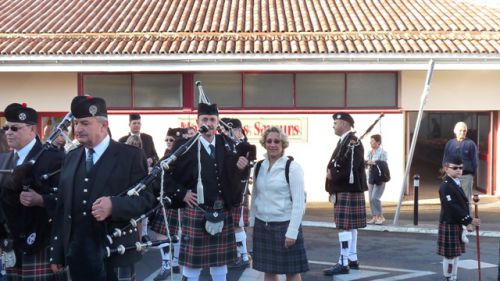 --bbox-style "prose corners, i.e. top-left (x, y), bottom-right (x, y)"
top-left (250, 126), bottom-right (308, 281)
